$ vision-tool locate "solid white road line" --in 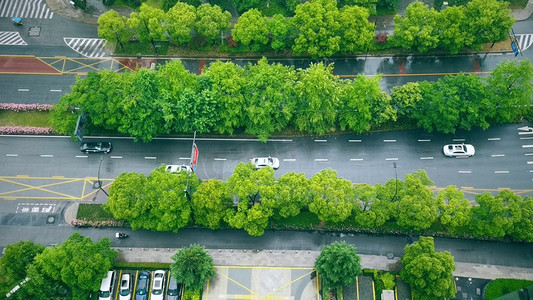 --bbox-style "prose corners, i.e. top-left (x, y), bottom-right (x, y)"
top-left (349, 139), bottom-right (362, 142)
top-left (491, 154), bottom-right (505, 157)
top-left (487, 138), bottom-right (501, 141)
top-left (420, 157), bottom-right (434, 160)
top-left (6, 154), bottom-right (18, 157)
